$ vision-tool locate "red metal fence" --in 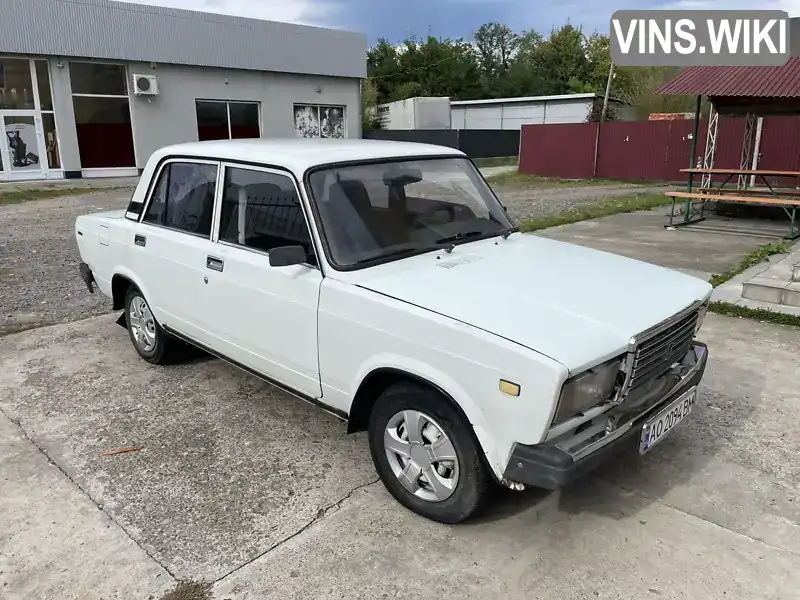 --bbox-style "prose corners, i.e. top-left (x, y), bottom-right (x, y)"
top-left (519, 116), bottom-right (800, 184)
